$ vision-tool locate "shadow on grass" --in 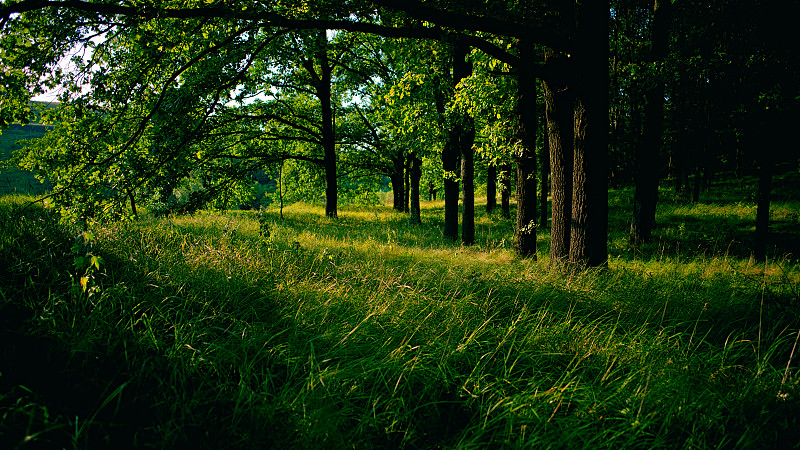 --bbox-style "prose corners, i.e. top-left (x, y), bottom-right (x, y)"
top-left (0, 209), bottom-right (481, 448)
top-left (607, 171), bottom-right (800, 262)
